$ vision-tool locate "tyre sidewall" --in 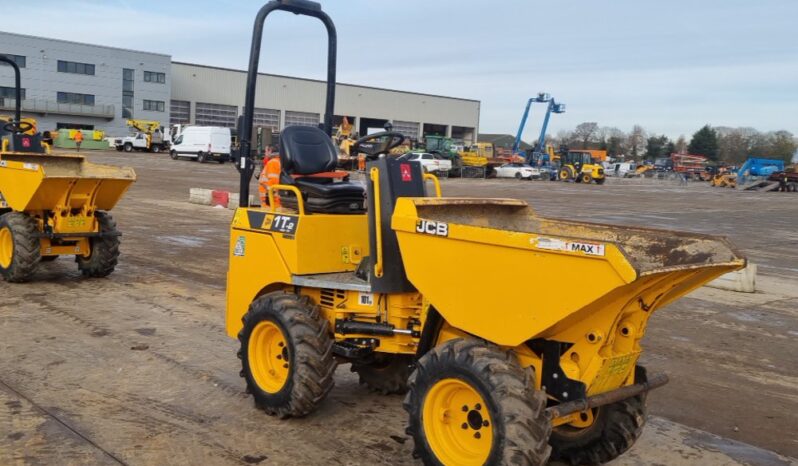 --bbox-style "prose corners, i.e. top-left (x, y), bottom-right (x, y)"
top-left (413, 360), bottom-right (506, 465)
top-left (240, 298), bottom-right (296, 407)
